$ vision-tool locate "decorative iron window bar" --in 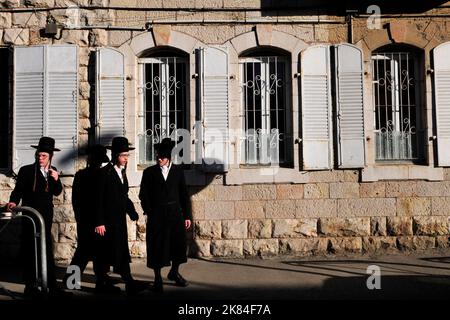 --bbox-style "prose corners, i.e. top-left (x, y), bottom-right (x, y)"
top-left (372, 51), bottom-right (422, 161)
top-left (138, 57), bottom-right (187, 165)
top-left (240, 56), bottom-right (288, 165)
